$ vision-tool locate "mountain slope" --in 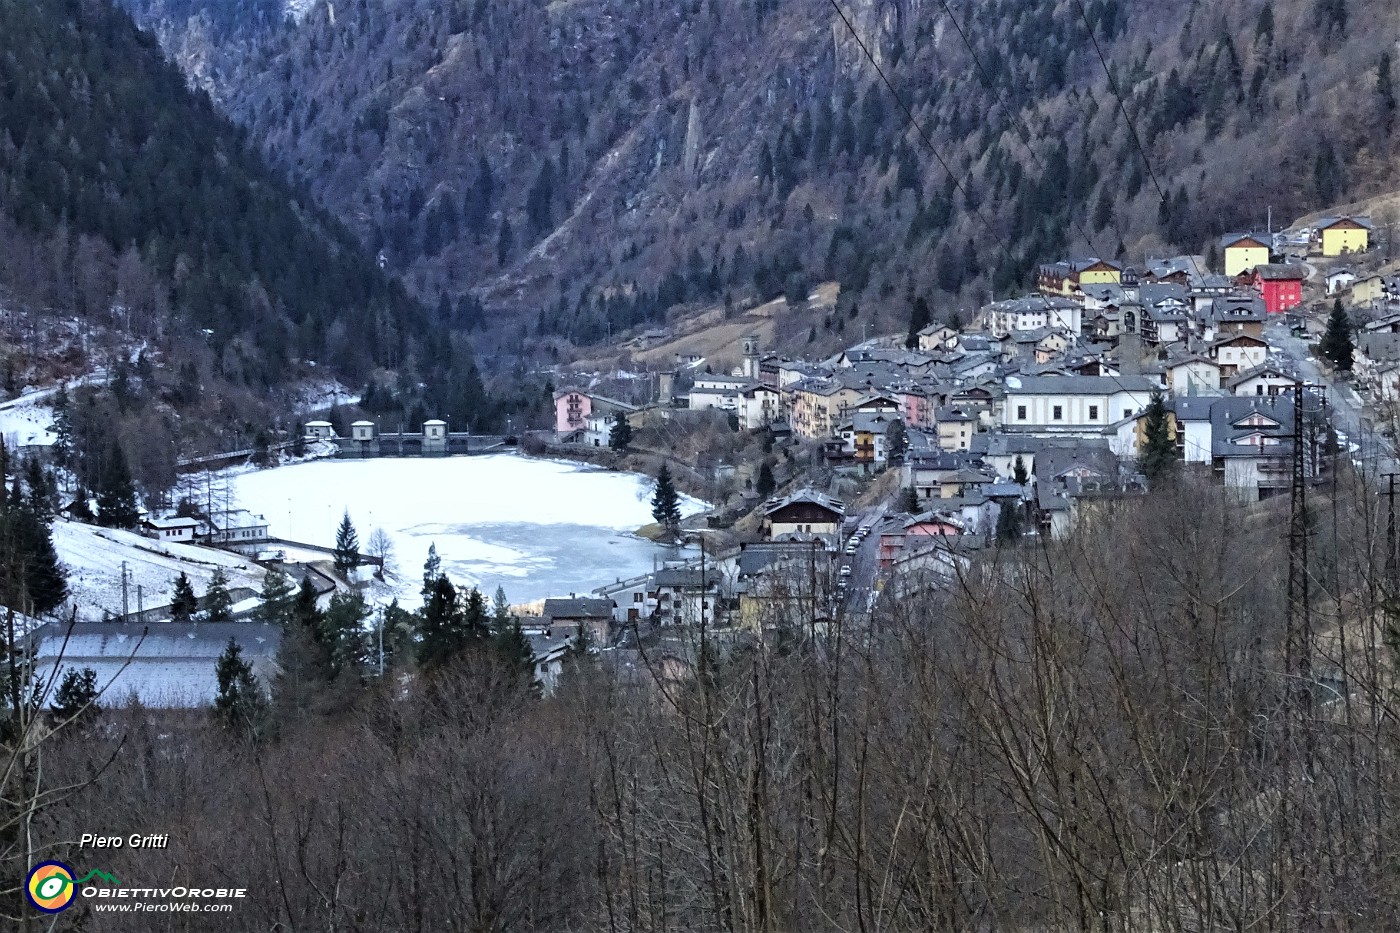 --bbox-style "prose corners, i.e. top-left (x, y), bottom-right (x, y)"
top-left (0, 0), bottom-right (427, 387)
top-left (121, 0), bottom-right (1400, 346)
